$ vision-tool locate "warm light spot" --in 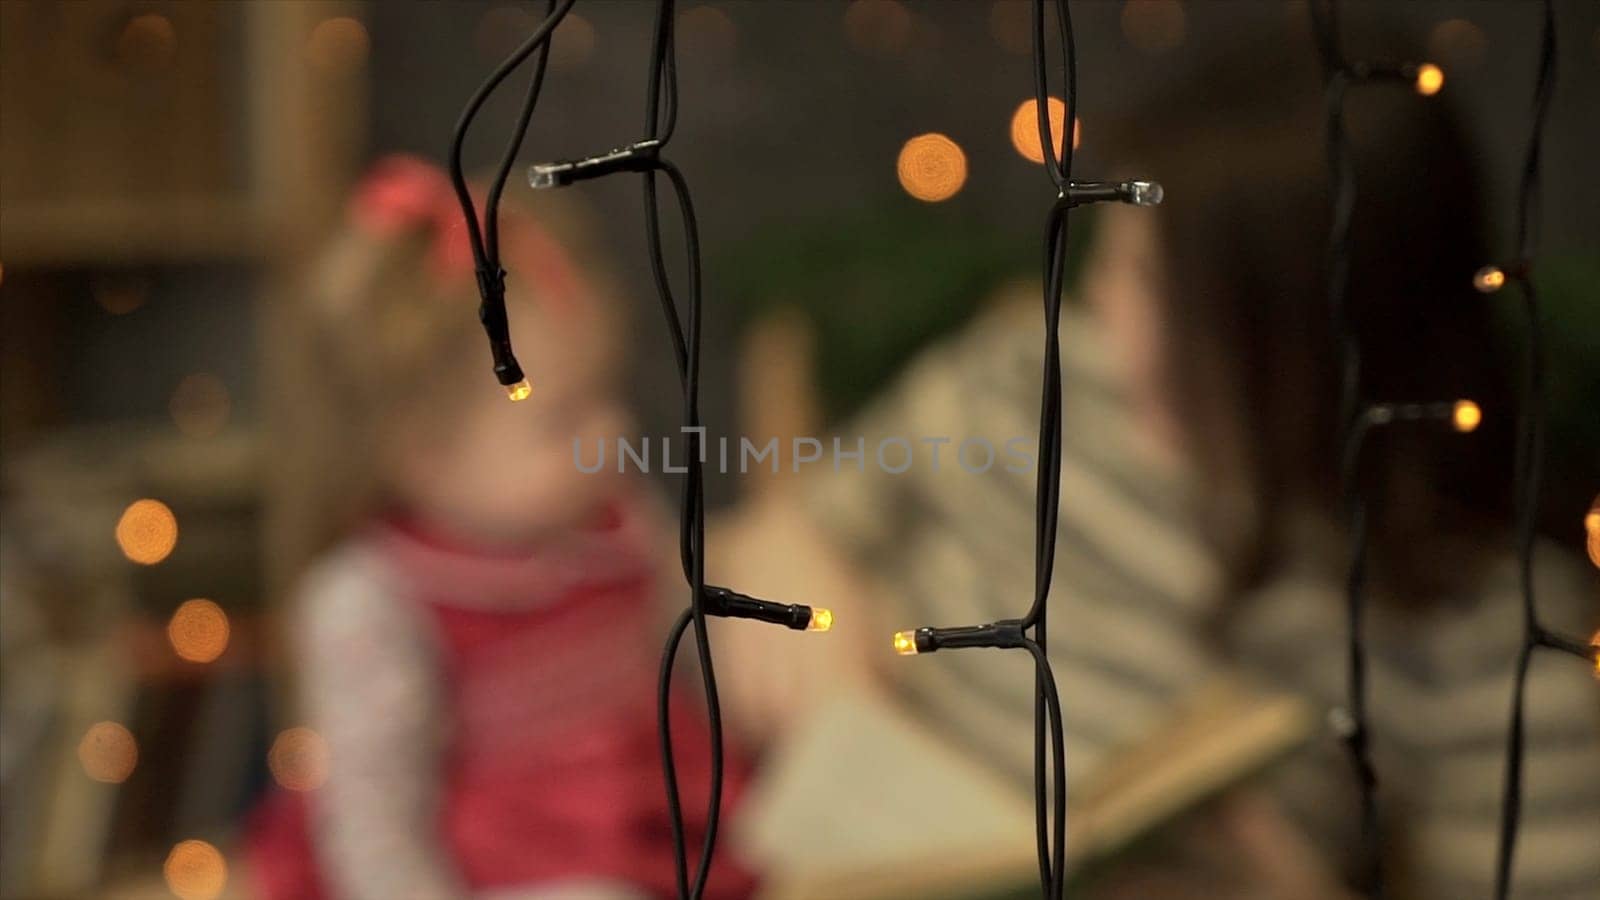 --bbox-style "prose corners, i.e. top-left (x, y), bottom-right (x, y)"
top-left (1473, 265), bottom-right (1506, 294)
top-left (269, 727), bottom-right (331, 792)
top-left (170, 373), bottom-right (231, 438)
top-left (95, 277), bottom-right (150, 315)
top-left (552, 13), bottom-right (597, 68)
top-left (163, 840), bottom-right (227, 900)
top-left (1010, 98), bottom-right (1080, 164)
top-left (1427, 18), bottom-right (1487, 70)
top-left (845, 0), bottom-right (912, 58)
top-left (989, 1), bottom-right (1030, 56)
top-left (892, 630), bottom-right (919, 655)
top-left (1121, 0), bottom-right (1186, 54)
top-left (78, 722), bottom-right (138, 783)
top-left (306, 16), bottom-right (369, 74)
top-left (679, 5), bottom-right (737, 64)
top-left (807, 608), bottom-right (834, 633)
top-left (1590, 631), bottom-right (1600, 678)
top-left (168, 599), bottom-right (230, 664)
top-left (1414, 63), bottom-right (1445, 96)
top-left (896, 133), bottom-right (967, 203)
top-left (1586, 495), bottom-right (1599, 570)
top-left (116, 499), bottom-right (178, 565)
top-left (476, 5), bottom-right (534, 58)
top-left (1451, 400), bottom-right (1481, 433)
top-left (505, 378), bottom-right (533, 402)
top-left (116, 13), bottom-right (177, 72)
